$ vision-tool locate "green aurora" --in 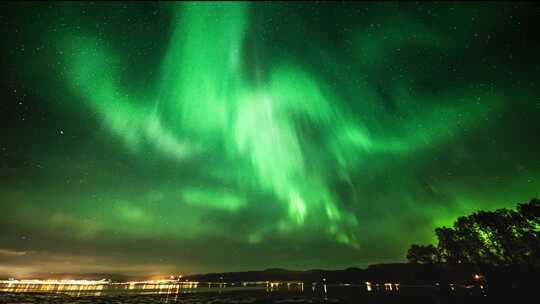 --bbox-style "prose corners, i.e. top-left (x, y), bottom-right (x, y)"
top-left (1, 2), bottom-right (539, 277)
